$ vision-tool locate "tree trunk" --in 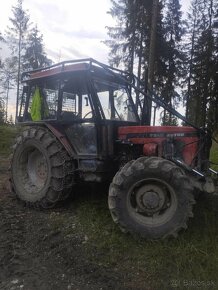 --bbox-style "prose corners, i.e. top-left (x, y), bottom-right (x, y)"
top-left (15, 26), bottom-right (22, 122)
top-left (144, 0), bottom-right (159, 125)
